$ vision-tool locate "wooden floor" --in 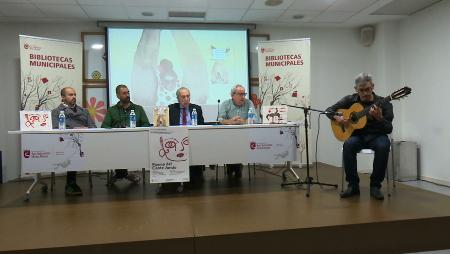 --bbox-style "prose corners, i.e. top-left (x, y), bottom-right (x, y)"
top-left (1, 163), bottom-right (450, 254)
